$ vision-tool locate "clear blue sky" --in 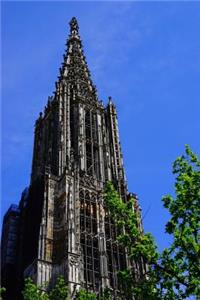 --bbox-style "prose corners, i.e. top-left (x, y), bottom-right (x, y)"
top-left (1, 1), bottom-right (200, 251)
